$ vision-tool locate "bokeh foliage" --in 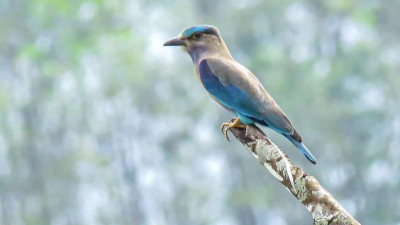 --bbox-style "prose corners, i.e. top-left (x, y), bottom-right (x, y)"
top-left (1, 0), bottom-right (399, 224)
